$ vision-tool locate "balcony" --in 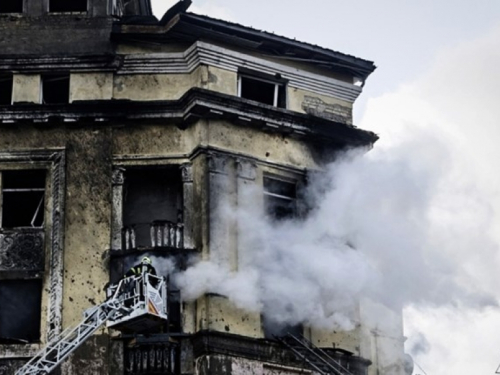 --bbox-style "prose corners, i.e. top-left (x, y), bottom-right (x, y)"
top-left (124, 341), bottom-right (179, 375)
top-left (110, 220), bottom-right (194, 284)
top-left (0, 228), bottom-right (44, 273)
top-left (121, 221), bottom-right (184, 251)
